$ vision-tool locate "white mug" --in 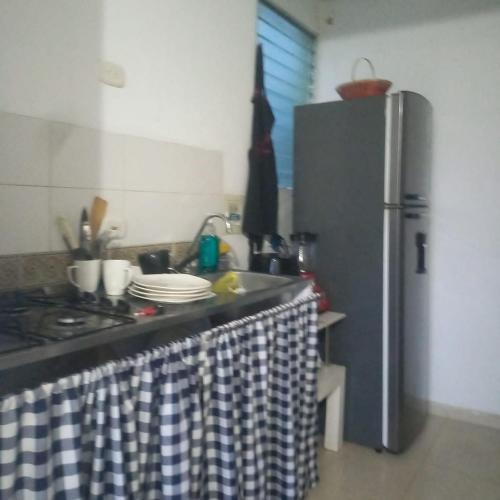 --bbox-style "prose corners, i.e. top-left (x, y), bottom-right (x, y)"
top-left (103, 259), bottom-right (132, 296)
top-left (67, 259), bottom-right (101, 293)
